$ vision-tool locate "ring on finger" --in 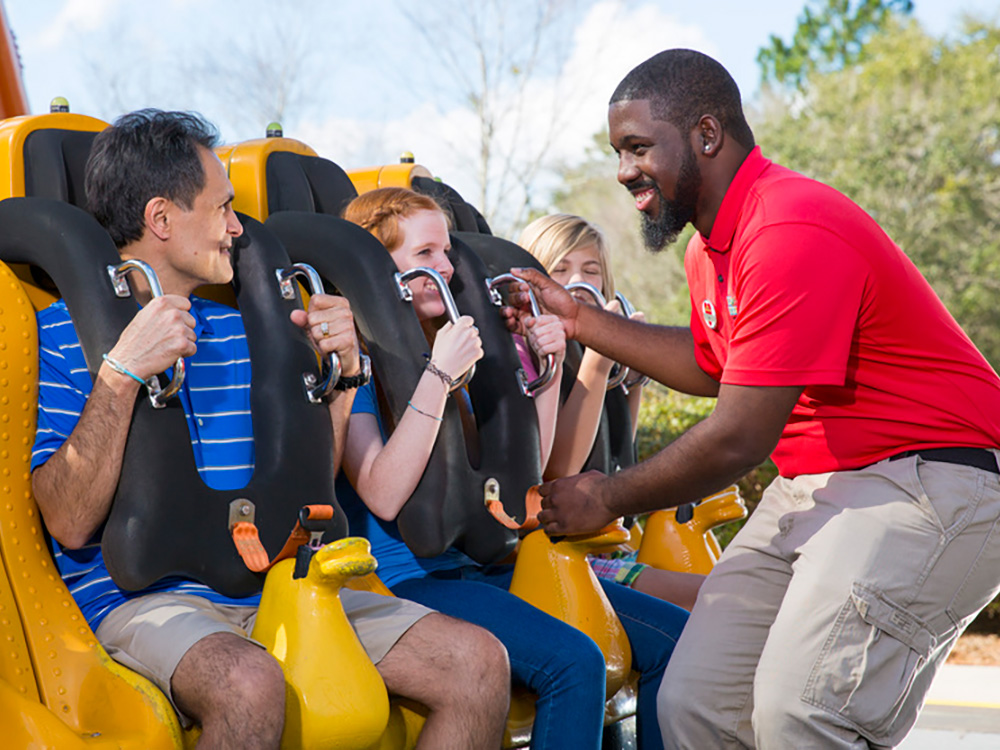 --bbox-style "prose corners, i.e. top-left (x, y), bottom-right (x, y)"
top-left (320, 321), bottom-right (330, 337)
